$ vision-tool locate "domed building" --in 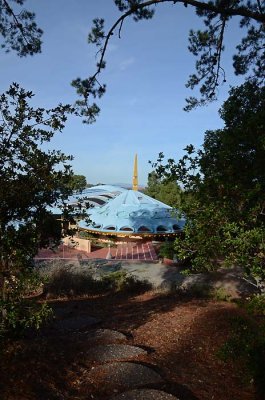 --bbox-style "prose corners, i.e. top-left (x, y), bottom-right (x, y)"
top-left (77, 187), bottom-right (184, 238)
top-left (77, 156), bottom-right (185, 239)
